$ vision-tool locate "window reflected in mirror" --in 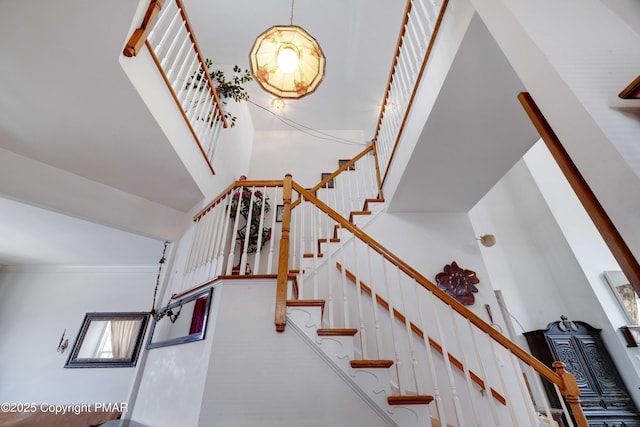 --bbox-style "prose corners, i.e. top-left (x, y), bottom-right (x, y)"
top-left (65, 312), bottom-right (149, 368)
top-left (147, 287), bottom-right (212, 349)
top-left (604, 270), bottom-right (640, 324)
